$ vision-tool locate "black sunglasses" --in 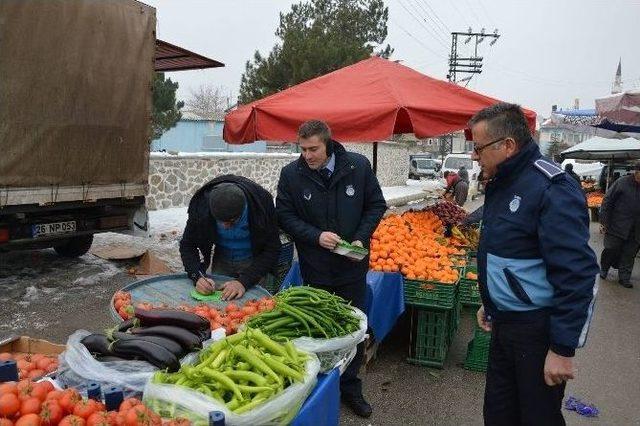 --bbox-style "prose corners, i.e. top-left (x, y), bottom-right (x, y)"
top-left (473, 137), bottom-right (507, 154)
